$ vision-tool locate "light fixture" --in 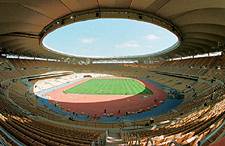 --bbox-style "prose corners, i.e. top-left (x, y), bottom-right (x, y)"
top-left (70, 16), bottom-right (74, 19)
